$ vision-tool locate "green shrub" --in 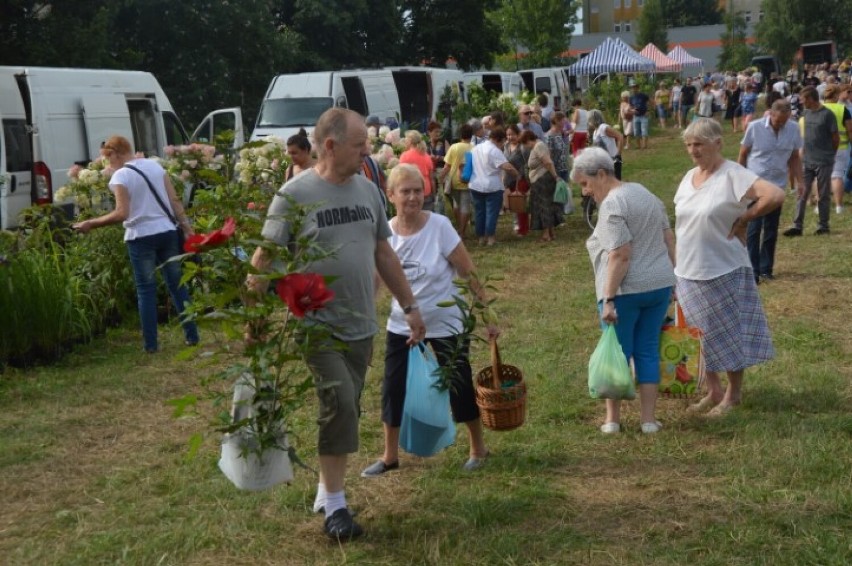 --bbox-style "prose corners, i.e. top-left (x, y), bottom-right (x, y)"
top-left (0, 249), bottom-right (94, 367)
